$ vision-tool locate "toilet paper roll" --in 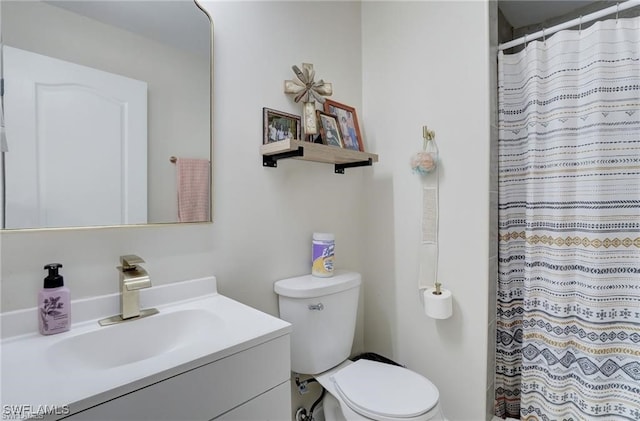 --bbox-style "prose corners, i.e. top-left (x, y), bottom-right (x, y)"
top-left (423, 288), bottom-right (453, 319)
